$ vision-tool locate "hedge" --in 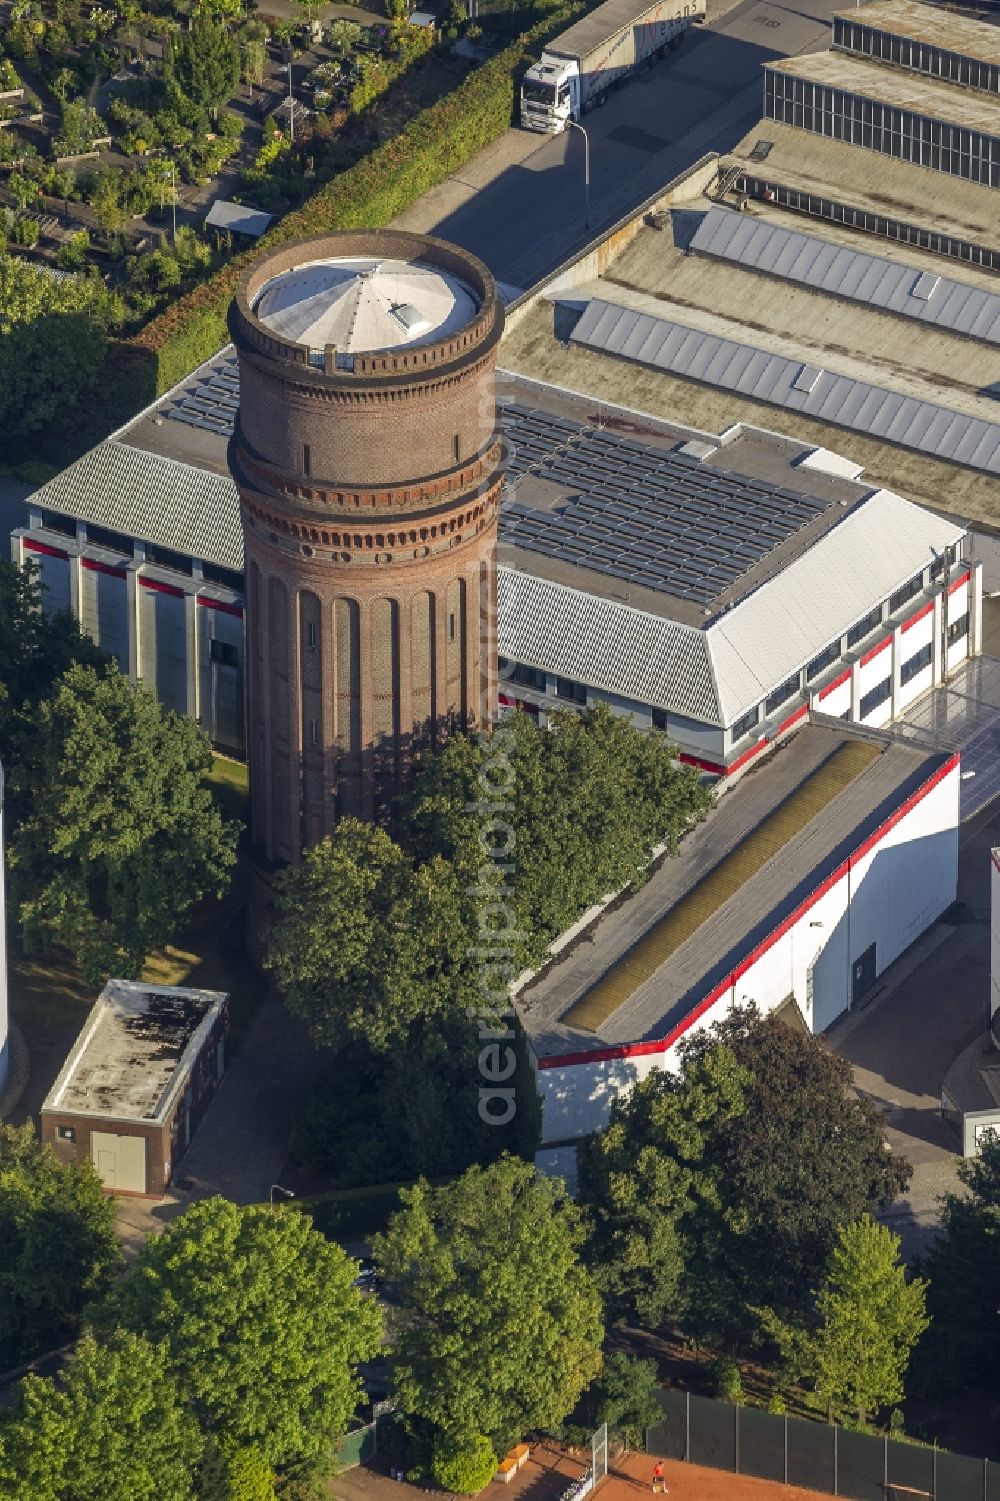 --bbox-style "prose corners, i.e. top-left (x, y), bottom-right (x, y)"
top-left (132, 8), bottom-right (578, 397)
